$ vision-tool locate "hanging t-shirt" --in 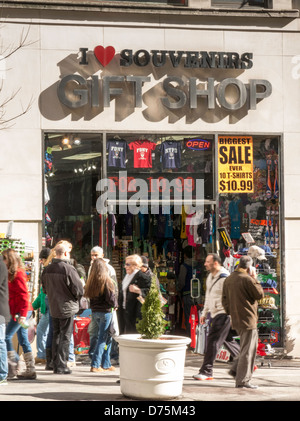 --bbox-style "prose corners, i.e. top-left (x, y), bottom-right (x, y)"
top-left (107, 139), bottom-right (128, 168)
top-left (161, 141), bottom-right (181, 169)
top-left (129, 140), bottom-right (156, 168)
